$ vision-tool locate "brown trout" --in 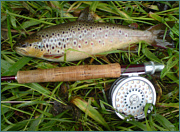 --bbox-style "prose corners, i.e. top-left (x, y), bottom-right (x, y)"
top-left (15, 8), bottom-right (173, 62)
